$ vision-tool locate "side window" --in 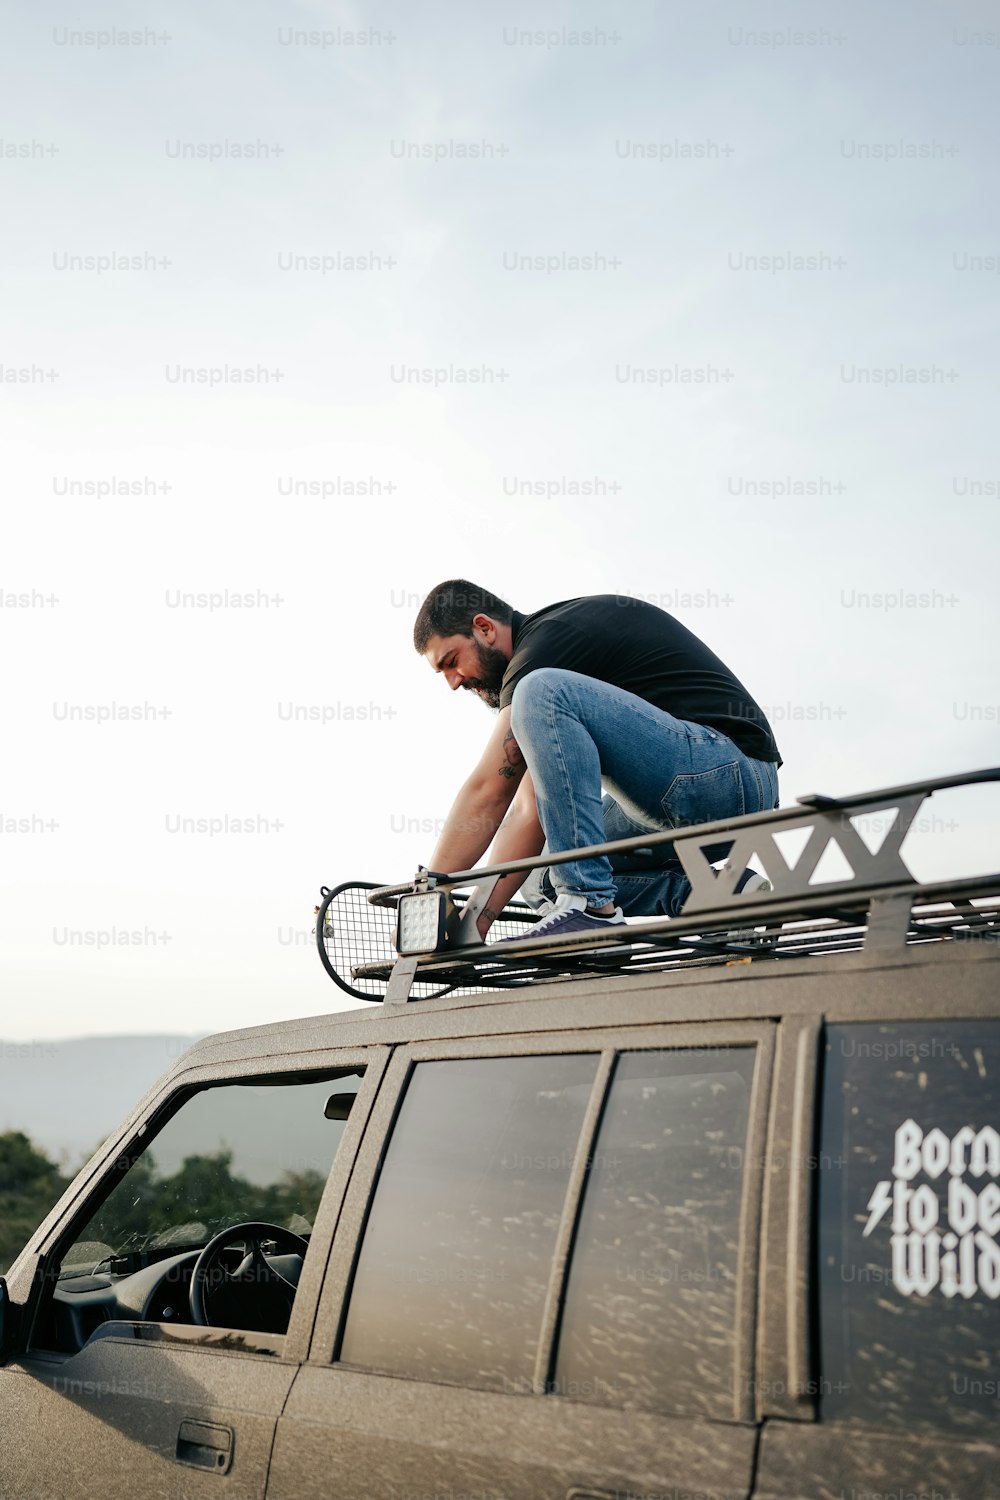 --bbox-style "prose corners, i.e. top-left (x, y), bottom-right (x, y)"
top-left (818, 1021), bottom-right (1000, 1436)
top-left (555, 1048), bottom-right (756, 1418)
top-left (339, 1054), bottom-right (598, 1390)
top-left (337, 1044), bottom-right (759, 1416)
top-left (39, 1069), bottom-right (364, 1350)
